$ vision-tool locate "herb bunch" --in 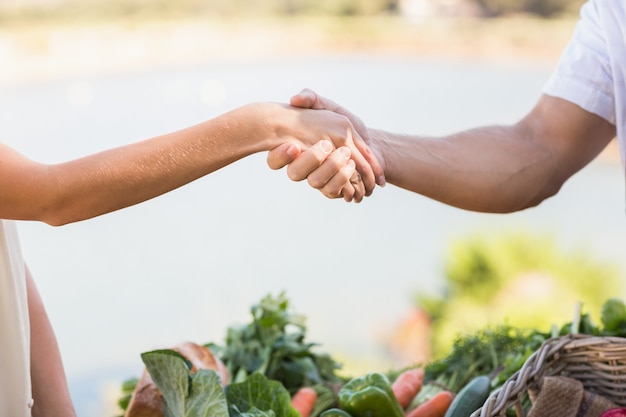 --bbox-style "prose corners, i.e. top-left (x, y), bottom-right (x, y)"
top-left (208, 292), bottom-right (344, 392)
